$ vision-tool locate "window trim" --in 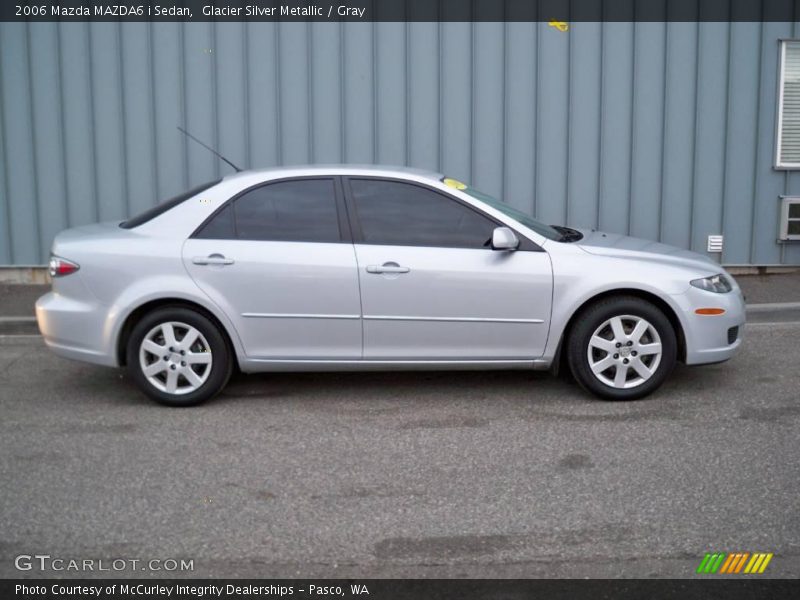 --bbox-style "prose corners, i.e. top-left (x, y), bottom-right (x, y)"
top-left (190, 175), bottom-right (352, 243)
top-left (779, 196), bottom-right (800, 241)
top-left (341, 176), bottom-right (543, 251)
top-left (775, 39), bottom-right (800, 169)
